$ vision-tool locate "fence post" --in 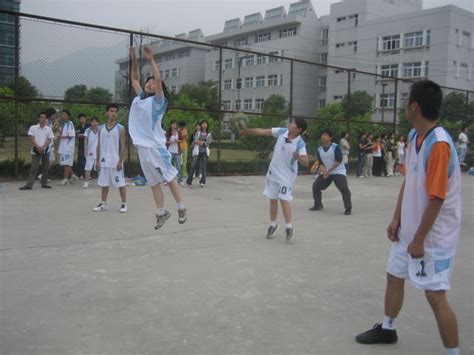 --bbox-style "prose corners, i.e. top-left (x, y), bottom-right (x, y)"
top-left (14, 13), bottom-right (20, 178)
top-left (393, 79), bottom-right (398, 132)
top-left (465, 91), bottom-right (470, 127)
top-left (217, 47), bottom-right (223, 174)
top-left (289, 60), bottom-right (294, 117)
top-left (346, 69), bottom-right (352, 132)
